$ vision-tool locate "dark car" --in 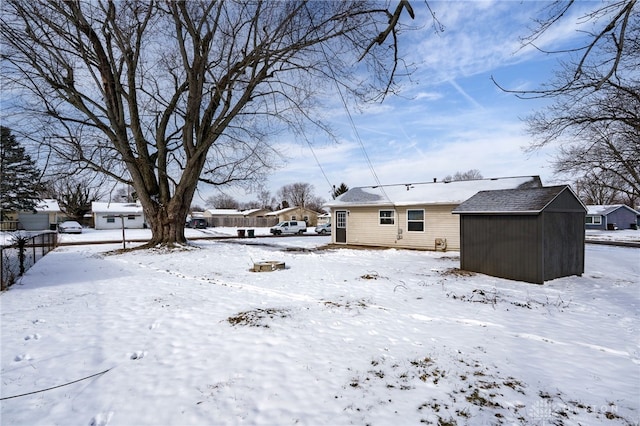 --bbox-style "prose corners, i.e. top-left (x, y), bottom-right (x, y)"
top-left (187, 218), bottom-right (208, 229)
